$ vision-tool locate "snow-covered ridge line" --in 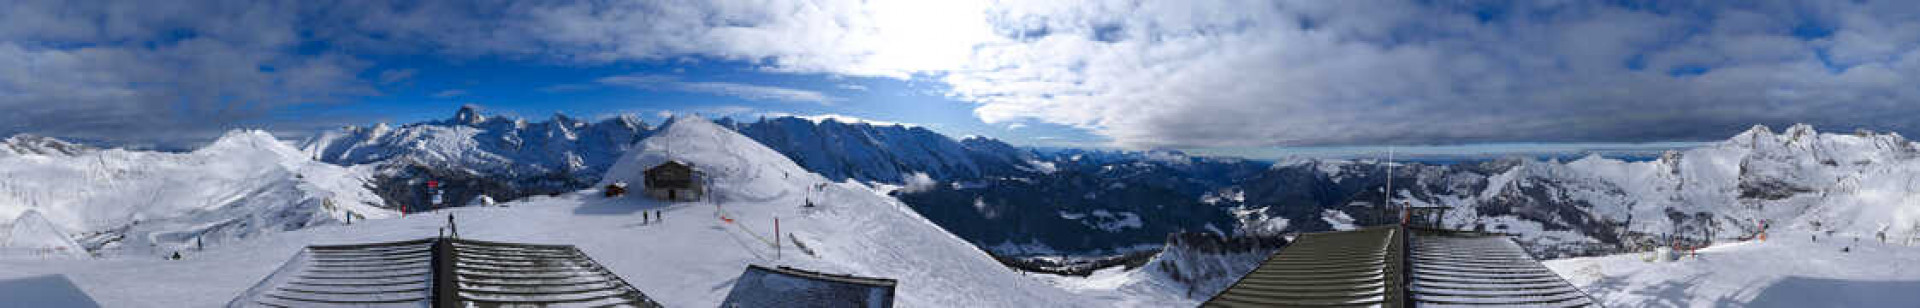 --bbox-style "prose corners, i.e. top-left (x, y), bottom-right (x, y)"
top-left (0, 130), bottom-right (393, 257)
top-left (1252, 123), bottom-right (1920, 258)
